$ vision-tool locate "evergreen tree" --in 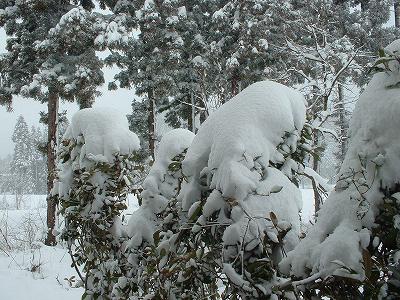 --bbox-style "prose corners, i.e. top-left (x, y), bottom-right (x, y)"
top-left (103, 0), bottom-right (277, 136)
top-left (10, 116), bottom-right (34, 207)
top-left (0, 154), bottom-right (12, 193)
top-left (30, 125), bottom-right (48, 194)
top-left (103, 0), bottom-right (181, 158)
top-left (160, 1), bottom-right (276, 128)
top-left (127, 98), bottom-right (149, 152)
